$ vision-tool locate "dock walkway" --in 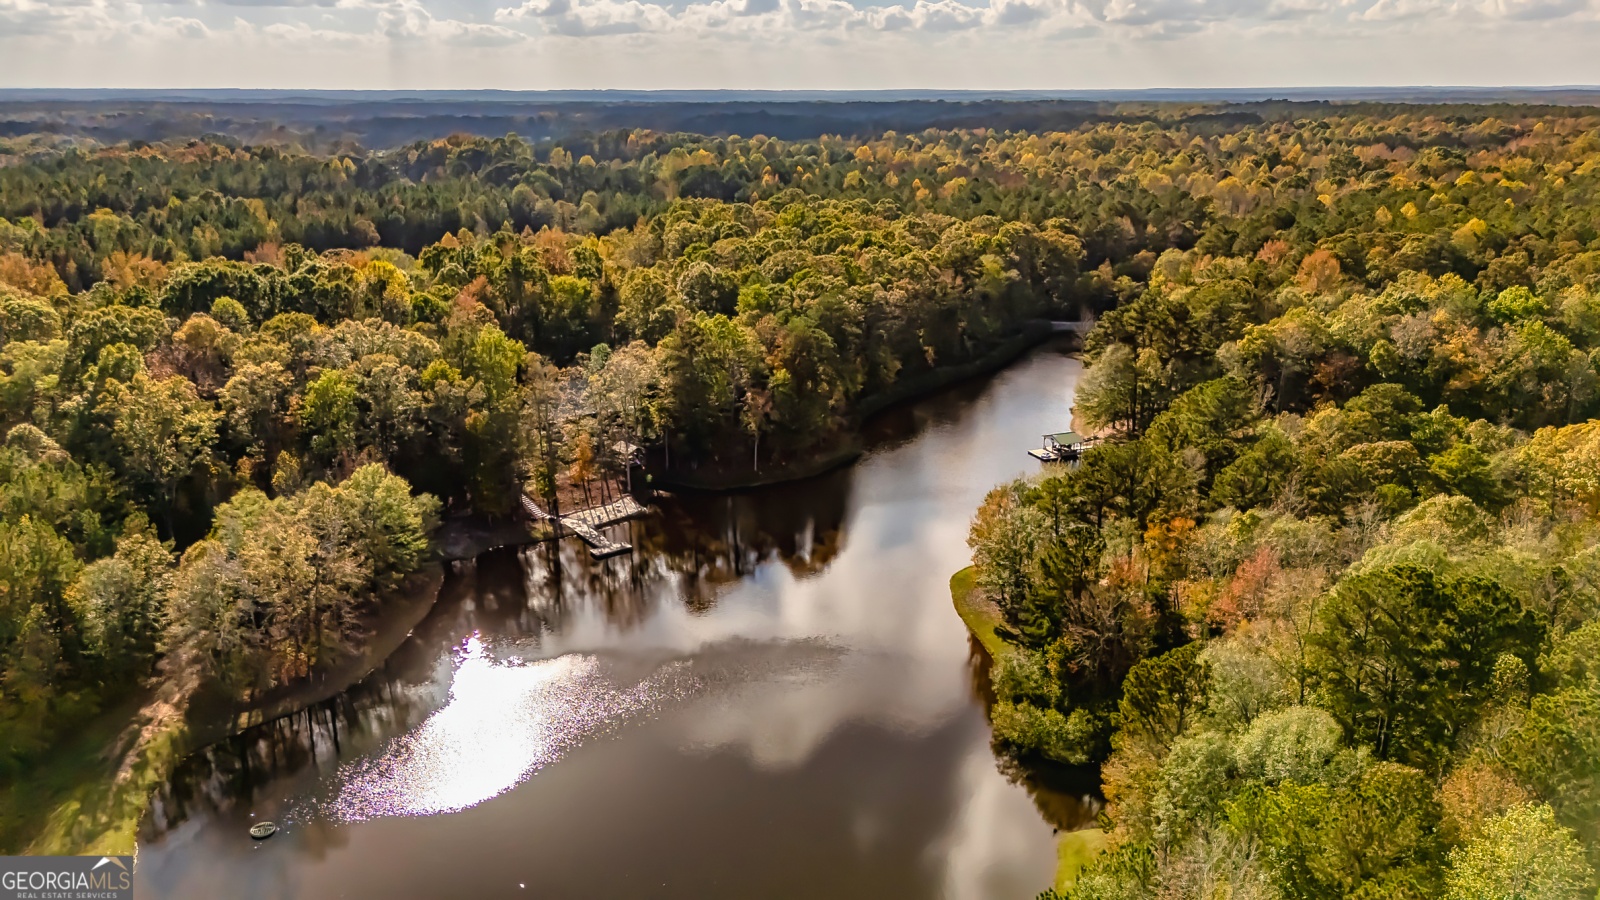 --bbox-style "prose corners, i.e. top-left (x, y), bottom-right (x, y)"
top-left (520, 494), bottom-right (648, 559)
